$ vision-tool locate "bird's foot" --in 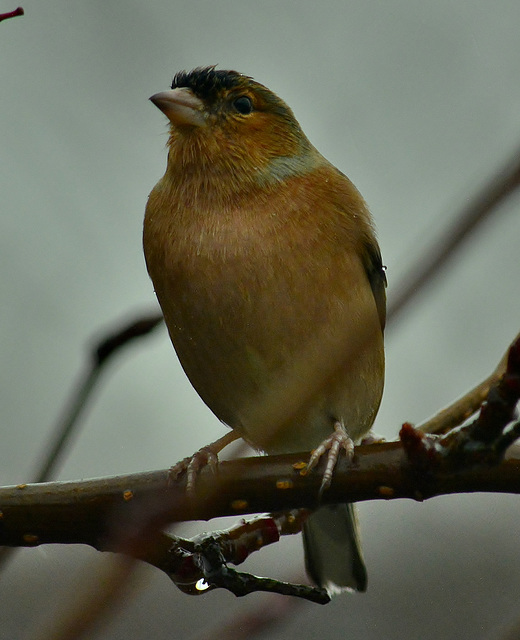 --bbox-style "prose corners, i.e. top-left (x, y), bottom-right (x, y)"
top-left (169, 446), bottom-right (219, 495)
top-left (169, 430), bottom-right (240, 494)
top-left (306, 421), bottom-right (355, 495)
